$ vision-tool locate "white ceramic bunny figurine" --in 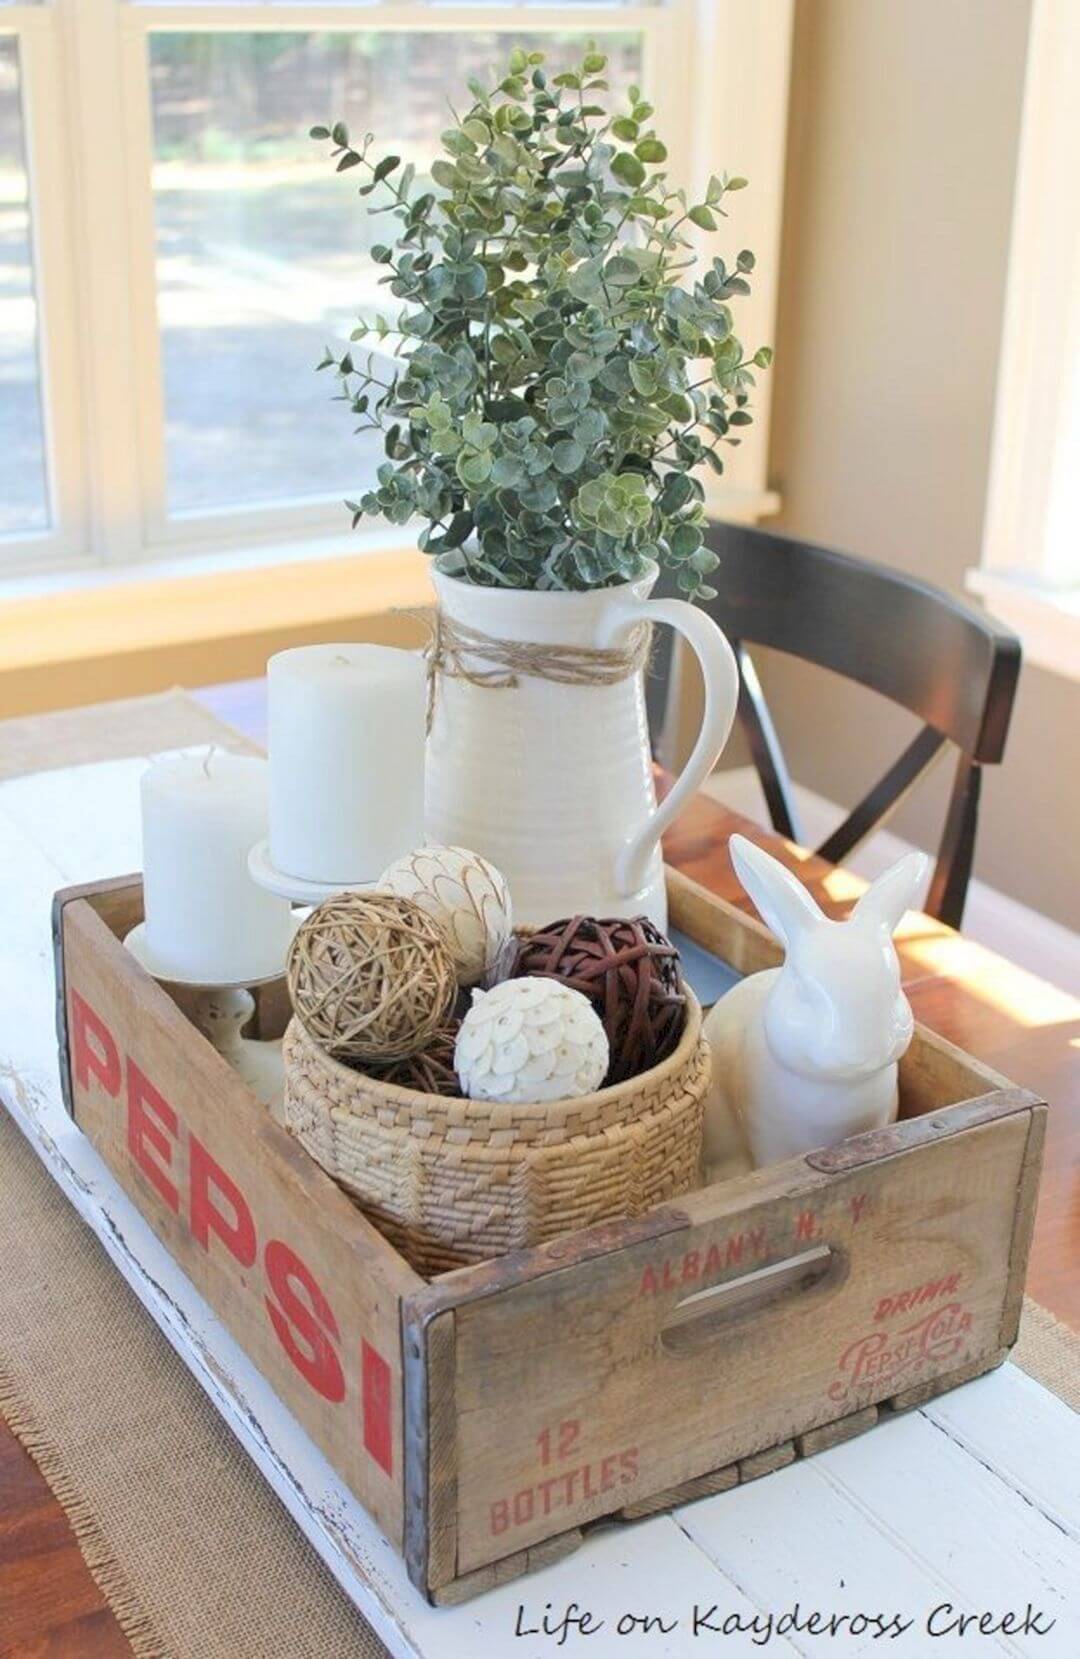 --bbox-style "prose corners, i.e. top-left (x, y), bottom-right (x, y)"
top-left (702, 835), bottom-right (928, 1178)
